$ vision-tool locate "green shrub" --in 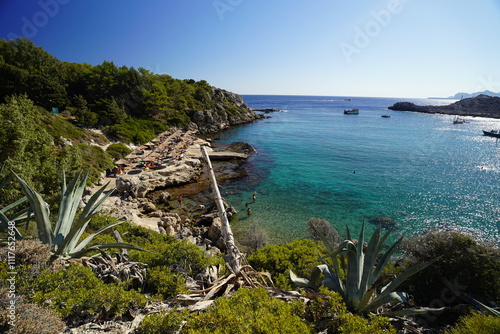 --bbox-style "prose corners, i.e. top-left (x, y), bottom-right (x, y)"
top-left (138, 308), bottom-right (191, 334)
top-left (106, 142), bottom-right (132, 160)
top-left (401, 231), bottom-right (500, 305)
top-left (0, 297), bottom-right (66, 334)
top-left (114, 222), bottom-right (224, 297)
top-left (106, 118), bottom-right (168, 144)
top-left (184, 287), bottom-right (313, 334)
top-left (305, 289), bottom-right (395, 334)
top-left (247, 239), bottom-right (326, 290)
top-left (444, 312), bottom-right (500, 334)
top-left (147, 265), bottom-right (187, 298)
top-left (30, 263), bottom-right (146, 319)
